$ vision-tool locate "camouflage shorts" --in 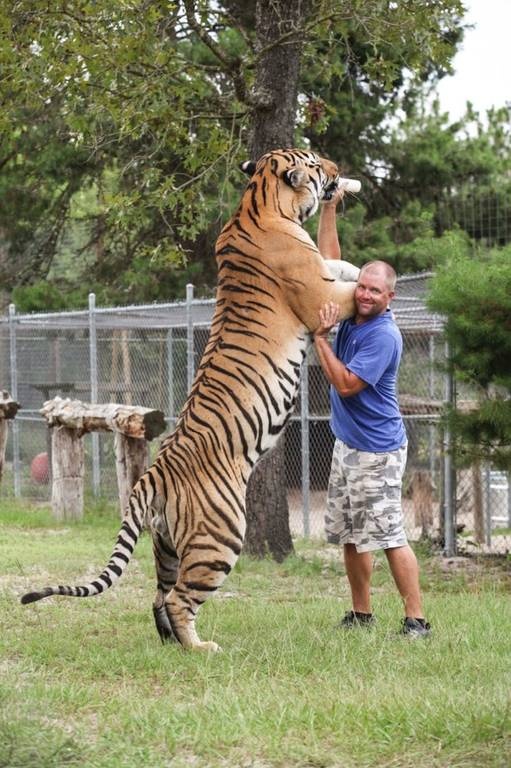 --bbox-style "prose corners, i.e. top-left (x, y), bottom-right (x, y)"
top-left (325, 439), bottom-right (408, 553)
